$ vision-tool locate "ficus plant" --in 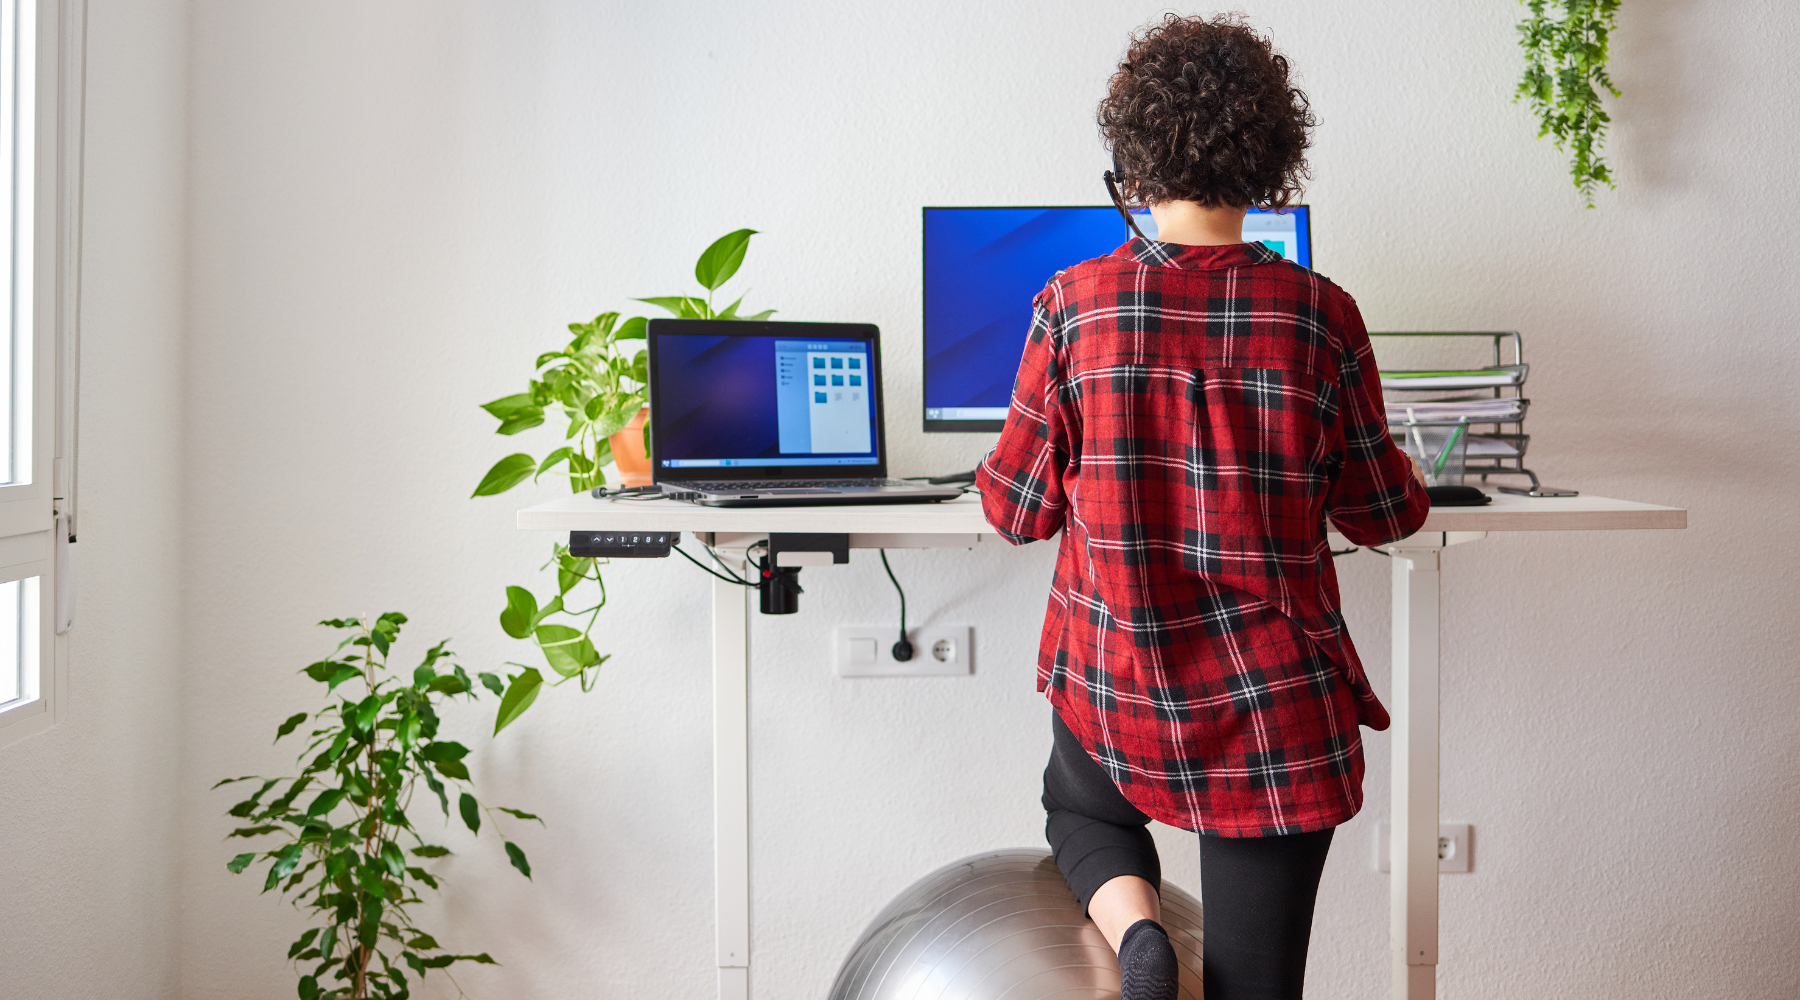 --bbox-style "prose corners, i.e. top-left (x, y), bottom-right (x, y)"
top-left (469, 229), bottom-right (775, 733)
top-left (216, 613), bottom-right (539, 1000)
top-left (1515, 0), bottom-right (1622, 207)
